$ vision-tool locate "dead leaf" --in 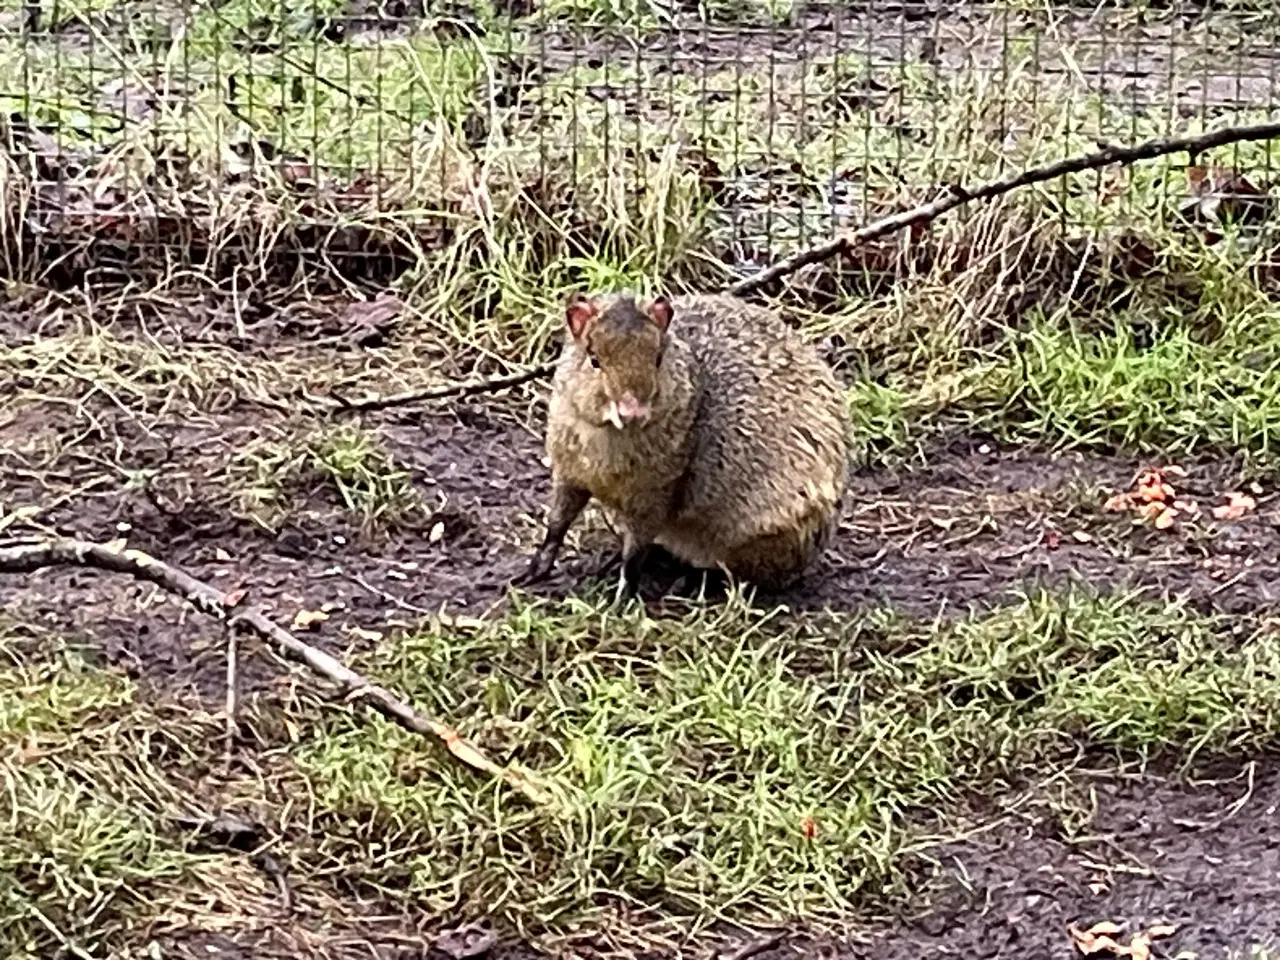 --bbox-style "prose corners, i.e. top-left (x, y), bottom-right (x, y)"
top-left (223, 588), bottom-right (247, 608)
top-left (1072, 530), bottom-right (1093, 543)
top-left (347, 626), bottom-right (384, 643)
top-left (1104, 494), bottom-right (1133, 512)
top-left (277, 157), bottom-right (316, 188)
top-left (1128, 933), bottom-right (1151, 960)
top-left (1147, 924), bottom-right (1178, 940)
top-left (1083, 922), bottom-right (1125, 938)
top-left (1138, 501), bottom-right (1165, 521)
top-left (1136, 480), bottom-right (1173, 503)
top-left (291, 608), bottom-right (329, 631)
top-left (1172, 499), bottom-right (1200, 516)
top-left (1154, 507), bottom-right (1177, 530)
top-left (1213, 492), bottom-right (1257, 521)
top-left (429, 521), bottom-right (445, 543)
top-left (1184, 164), bottom-right (1272, 227)
top-left (17, 734), bottom-right (42, 765)
top-left (1070, 922), bottom-right (1128, 957)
